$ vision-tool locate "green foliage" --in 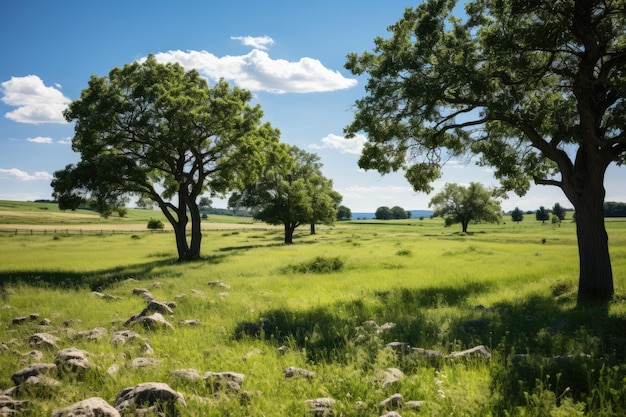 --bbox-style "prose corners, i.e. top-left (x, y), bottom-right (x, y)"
top-left (511, 207), bottom-right (524, 223)
top-left (536, 206), bottom-right (550, 223)
top-left (336, 205), bottom-right (352, 220)
top-left (284, 256), bottom-right (344, 274)
top-left (147, 218), bottom-right (164, 229)
top-left (604, 201), bottom-right (626, 218)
